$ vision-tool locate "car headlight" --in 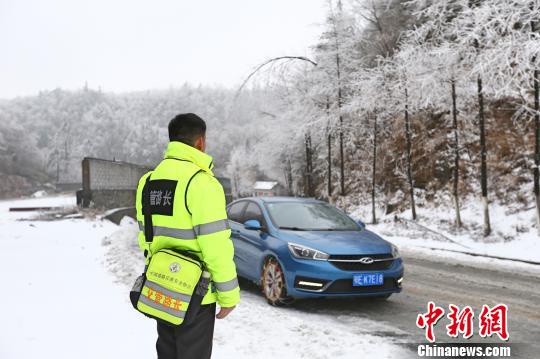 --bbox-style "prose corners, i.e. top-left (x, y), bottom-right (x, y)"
top-left (288, 243), bottom-right (329, 261)
top-left (391, 245), bottom-right (400, 259)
